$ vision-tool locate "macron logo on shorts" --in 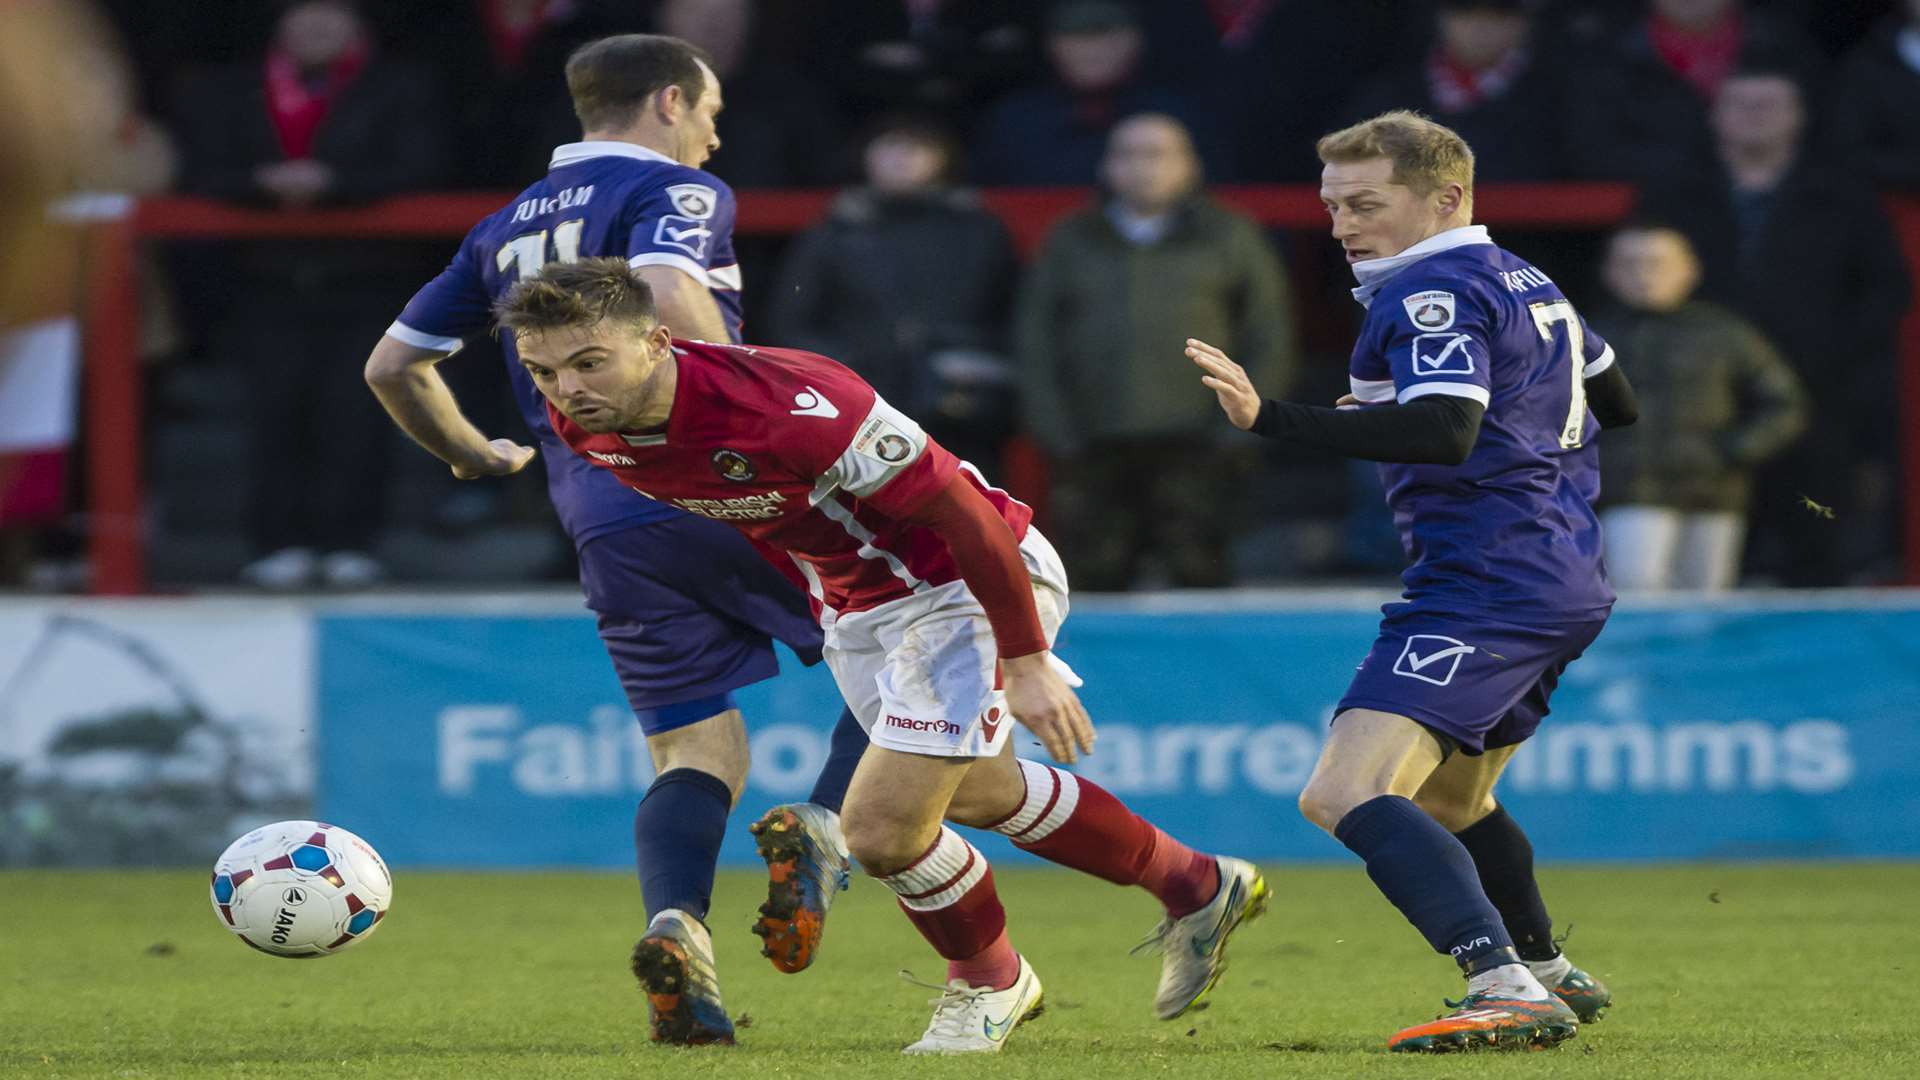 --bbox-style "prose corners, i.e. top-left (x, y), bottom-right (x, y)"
top-left (885, 715), bottom-right (961, 735)
top-left (1392, 634), bottom-right (1477, 686)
